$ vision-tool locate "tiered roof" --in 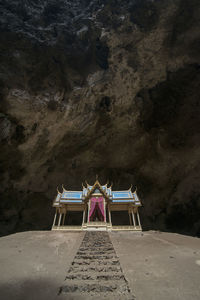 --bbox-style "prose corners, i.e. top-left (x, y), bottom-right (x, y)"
top-left (53, 180), bottom-right (141, 207)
